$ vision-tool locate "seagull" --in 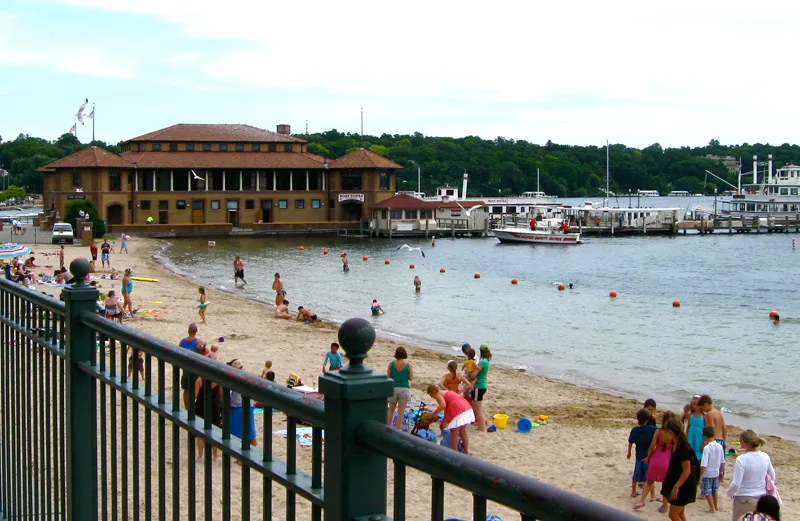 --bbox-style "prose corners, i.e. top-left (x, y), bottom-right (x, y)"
top-left (396, 244), bottom-right (426, 257)
top-left (191, 170), bottom-right (205, 182)
top-left (455, 201), bottom-right (483, 216)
